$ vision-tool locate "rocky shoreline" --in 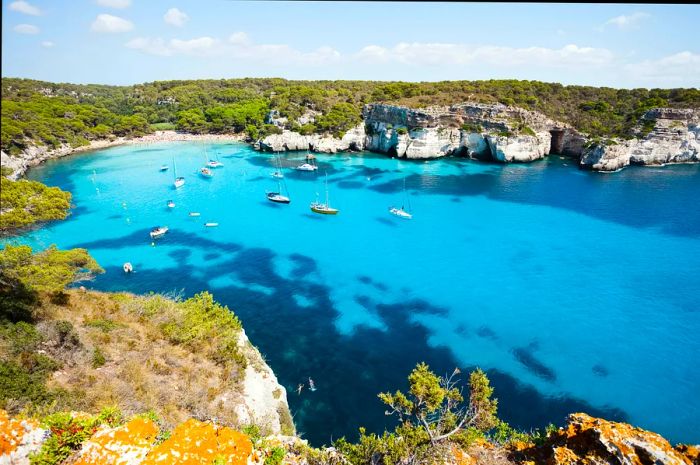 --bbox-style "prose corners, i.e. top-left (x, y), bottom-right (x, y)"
top-left (256, 103), bottom-right (700, 172)
top-left (2, 104), bottom-right (699, 178)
